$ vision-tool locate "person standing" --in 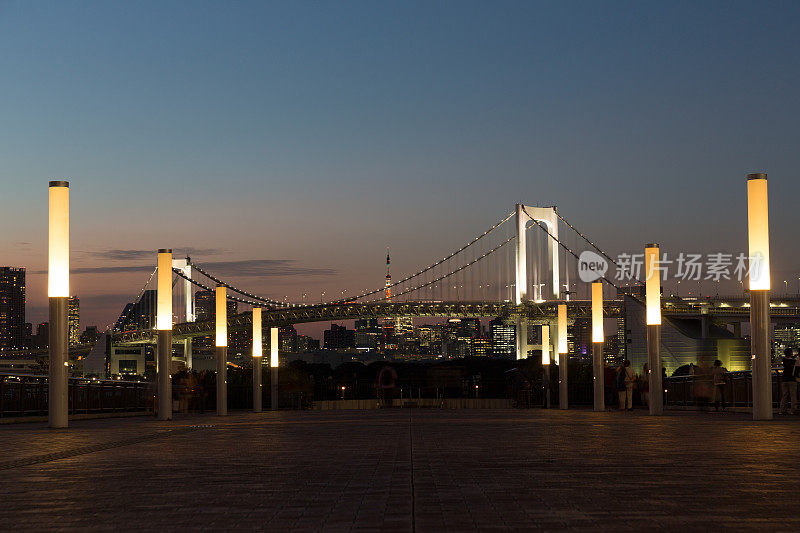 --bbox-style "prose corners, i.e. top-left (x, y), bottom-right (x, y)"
top-left (711, 359), bottom-right (728, 412)
top-left (779, 348), bottom-right (798, 415)
top-left (617, 360), bottom-right (636, 411)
